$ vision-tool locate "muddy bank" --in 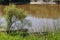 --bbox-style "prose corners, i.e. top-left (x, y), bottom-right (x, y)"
top-left (0, 4), bottom-right (60, 19)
